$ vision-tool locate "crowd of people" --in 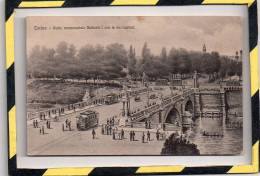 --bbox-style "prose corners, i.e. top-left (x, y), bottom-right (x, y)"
top-left (32, 113), bottom-right (167, 145)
